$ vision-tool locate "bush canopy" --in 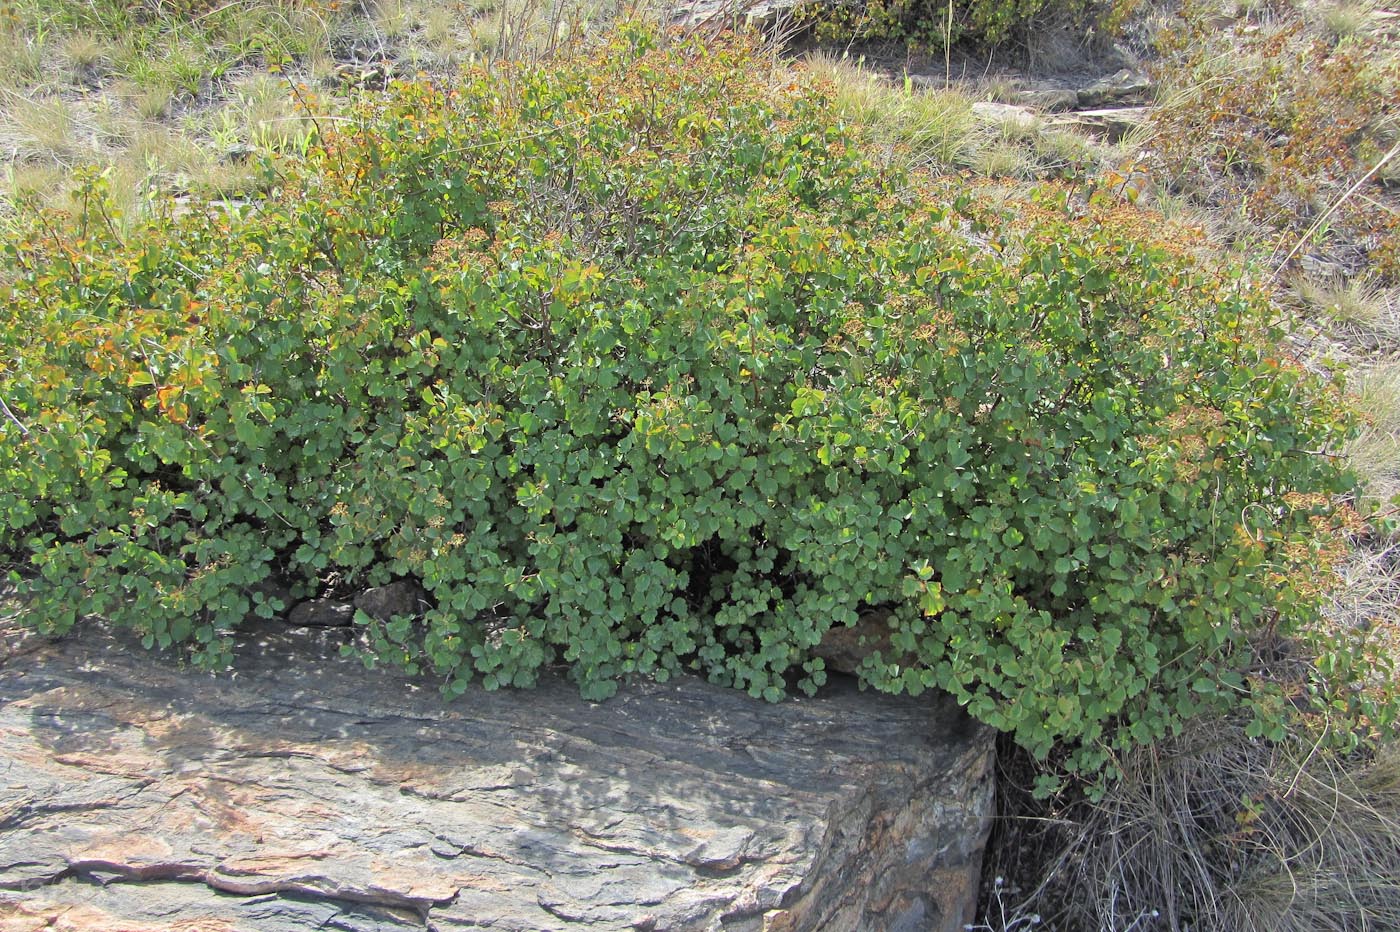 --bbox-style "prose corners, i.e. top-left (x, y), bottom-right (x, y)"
top-left (0, 28), bottom-right (1385, 783)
